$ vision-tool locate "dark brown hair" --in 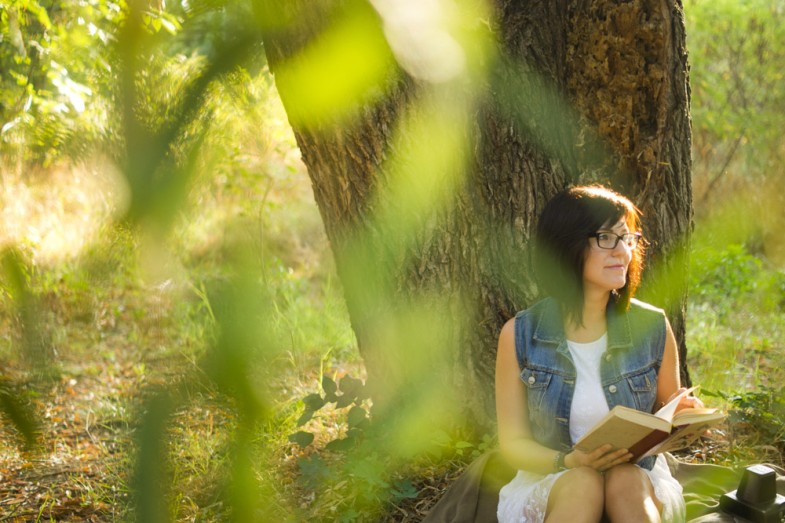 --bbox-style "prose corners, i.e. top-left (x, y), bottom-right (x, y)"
top-left (534, 185), bottom-right (644, 325)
